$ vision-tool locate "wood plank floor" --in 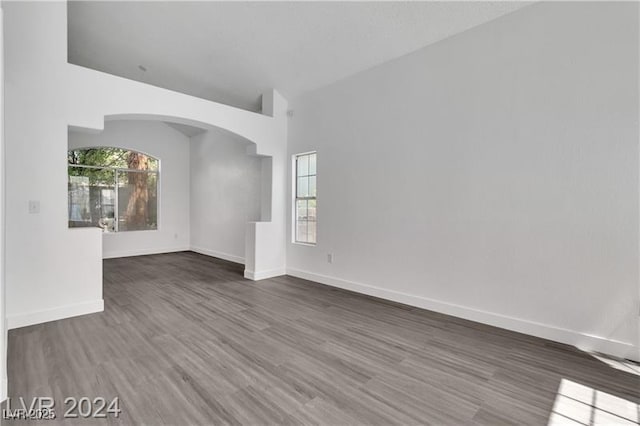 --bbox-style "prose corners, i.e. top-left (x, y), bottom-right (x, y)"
top-left (5, 251), bottom-right (640, 425)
